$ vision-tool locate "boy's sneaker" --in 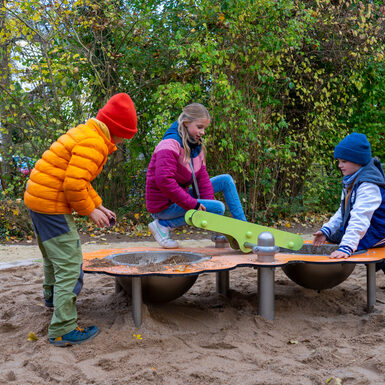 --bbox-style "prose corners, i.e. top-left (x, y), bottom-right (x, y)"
top-left (44, 295), bottom-right (53, 308)
top-left (148, 219), bottom-right (179, 249)
top-left (44, 288), bottom-right (54, 308)
top-left (49, 326), bottom-right (99, 347)
top-left (376, 261), bottom-right (385, 274)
